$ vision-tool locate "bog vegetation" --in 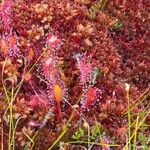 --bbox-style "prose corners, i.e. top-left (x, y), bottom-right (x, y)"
top-left (0, 0), bottom-right (149, 149)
